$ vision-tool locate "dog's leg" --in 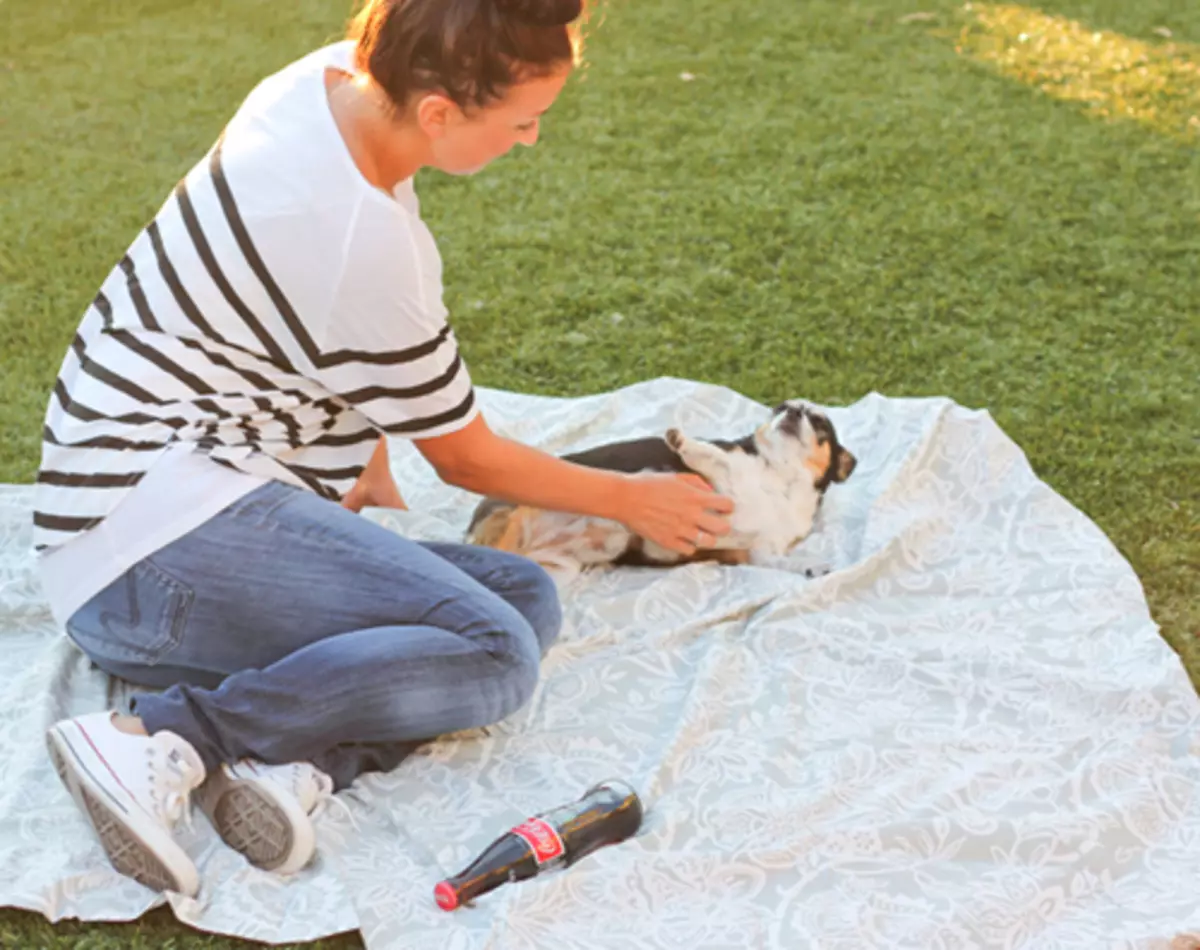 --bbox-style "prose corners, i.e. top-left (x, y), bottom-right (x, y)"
top-left (696, 548), bottom-right (751, 566)
top-left (468, 506), bottom-right (532, 553)
top-left (532, 553), bottom-right (585, 589)
top-left (748, 544), bottom-right (832, 578)
top-left (748, 541), bottom-right (789, 566)
top-left (665, 428), bottom-right (733, 487)
top-left (492, 508), bottom-right (536, 553)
